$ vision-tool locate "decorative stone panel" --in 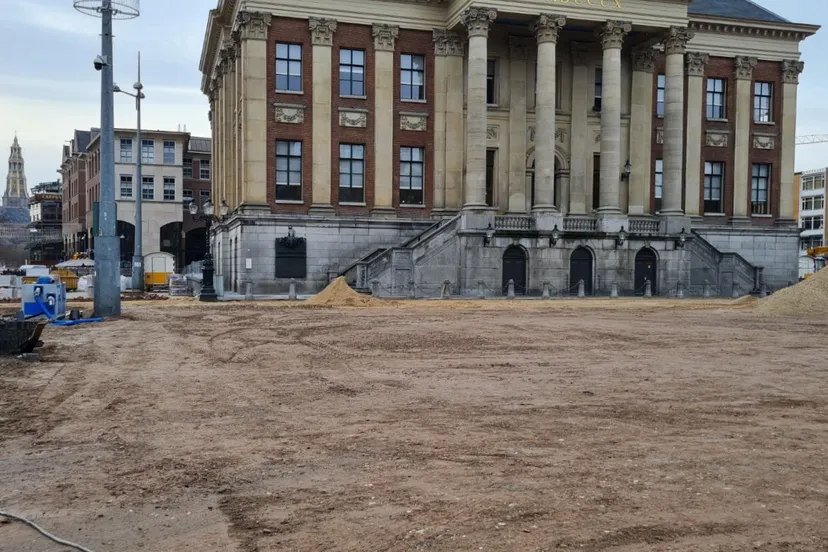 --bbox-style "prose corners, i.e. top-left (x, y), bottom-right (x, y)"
top-left (274, 102), bottom-right (305, 124)
top-left (753, 134), bottom-right (776, 150)
top-left (487, 125), bottom-right (499, 139)
top-left (705, 130), bottom-right (729, 148)
top-left (655, 127), bottom-right (664, 145)
top-left (400, 112), bottom-right (428, 131)
top-left (339, 108), bottom-right (368, 128)
top-left (527, 126), bottom-right (567, 144)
